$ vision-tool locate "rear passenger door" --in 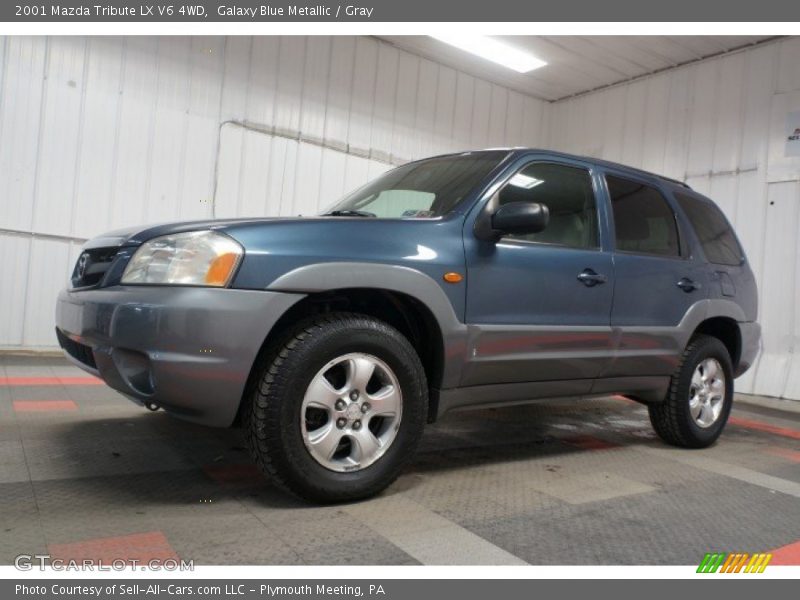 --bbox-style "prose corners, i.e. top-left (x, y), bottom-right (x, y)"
top-left (602, 172), bottom-right (708, 378)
